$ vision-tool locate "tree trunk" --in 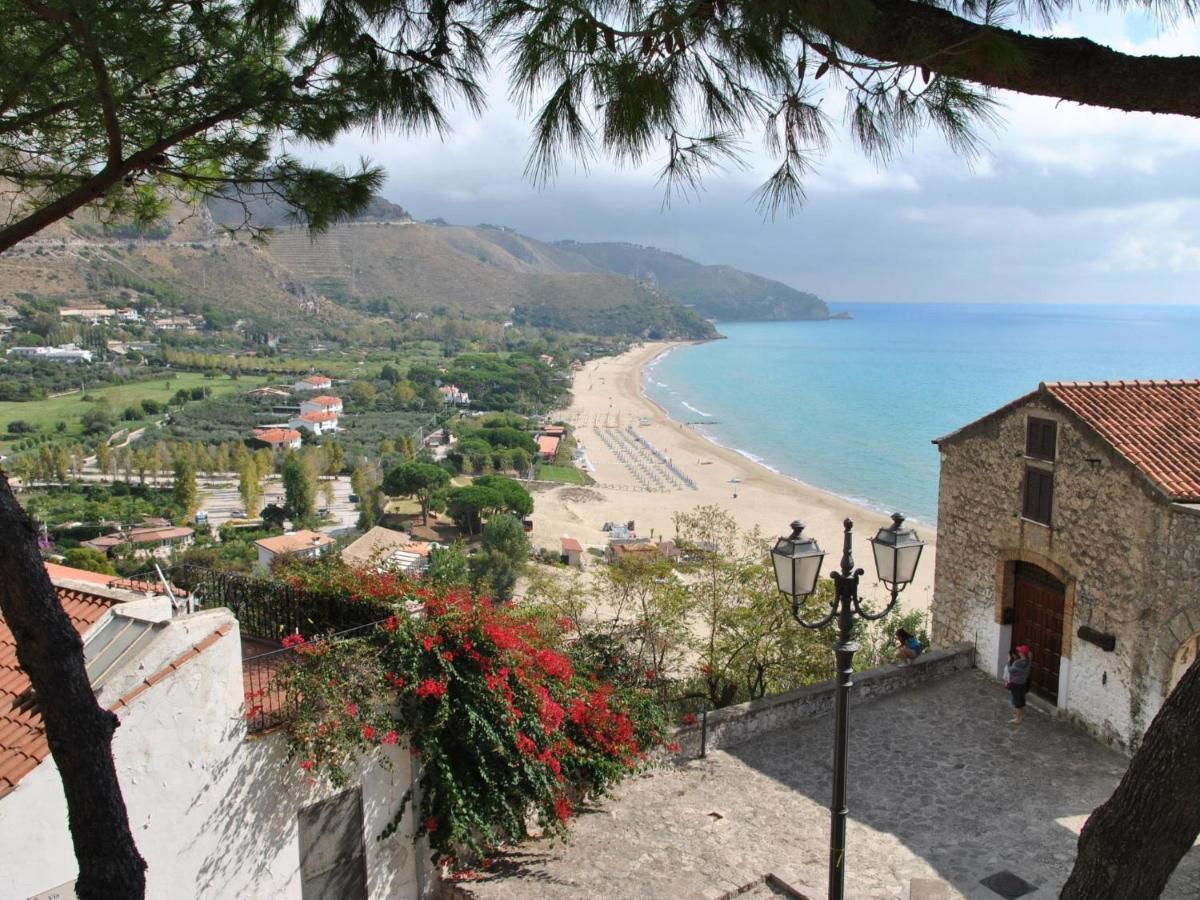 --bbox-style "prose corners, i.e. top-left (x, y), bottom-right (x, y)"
top-left (1060, 654), bottom-right (1200, 899)
top-left (0, 475), bottom-right (146, 898)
